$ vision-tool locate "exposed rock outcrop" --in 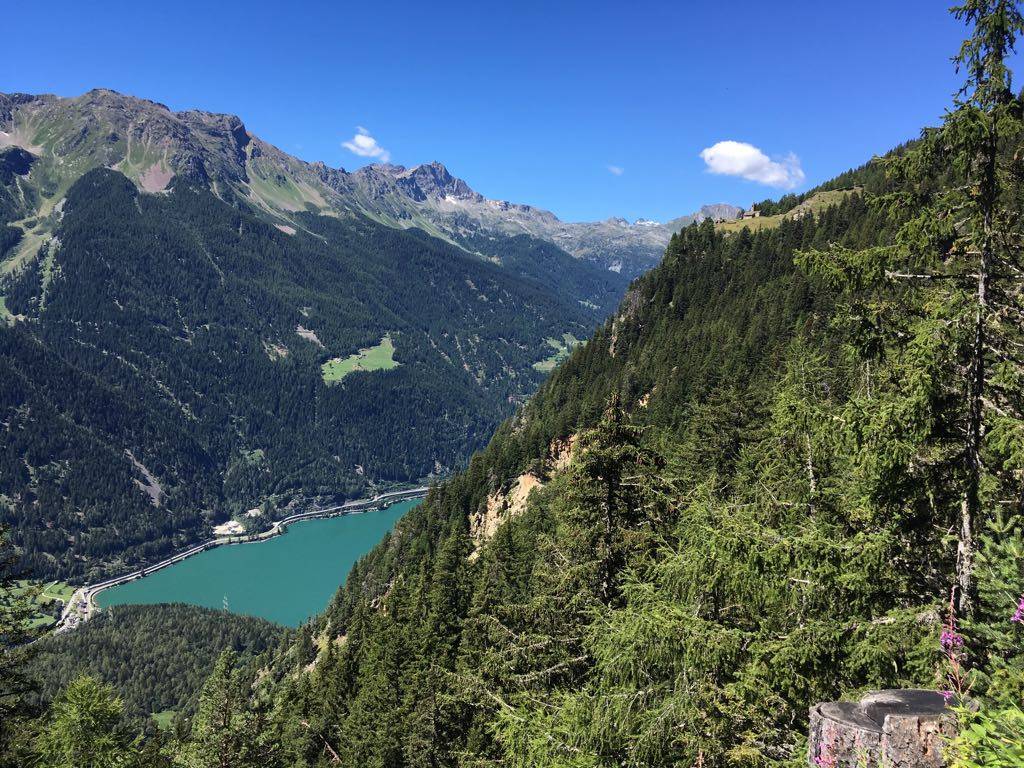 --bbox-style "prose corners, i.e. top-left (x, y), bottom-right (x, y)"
top-left (467, 433), bottom-right (579, 559)
top-left (550, 434), bottom-right (577, 472)
top-left (468, 472), bottom-right (543, 560)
